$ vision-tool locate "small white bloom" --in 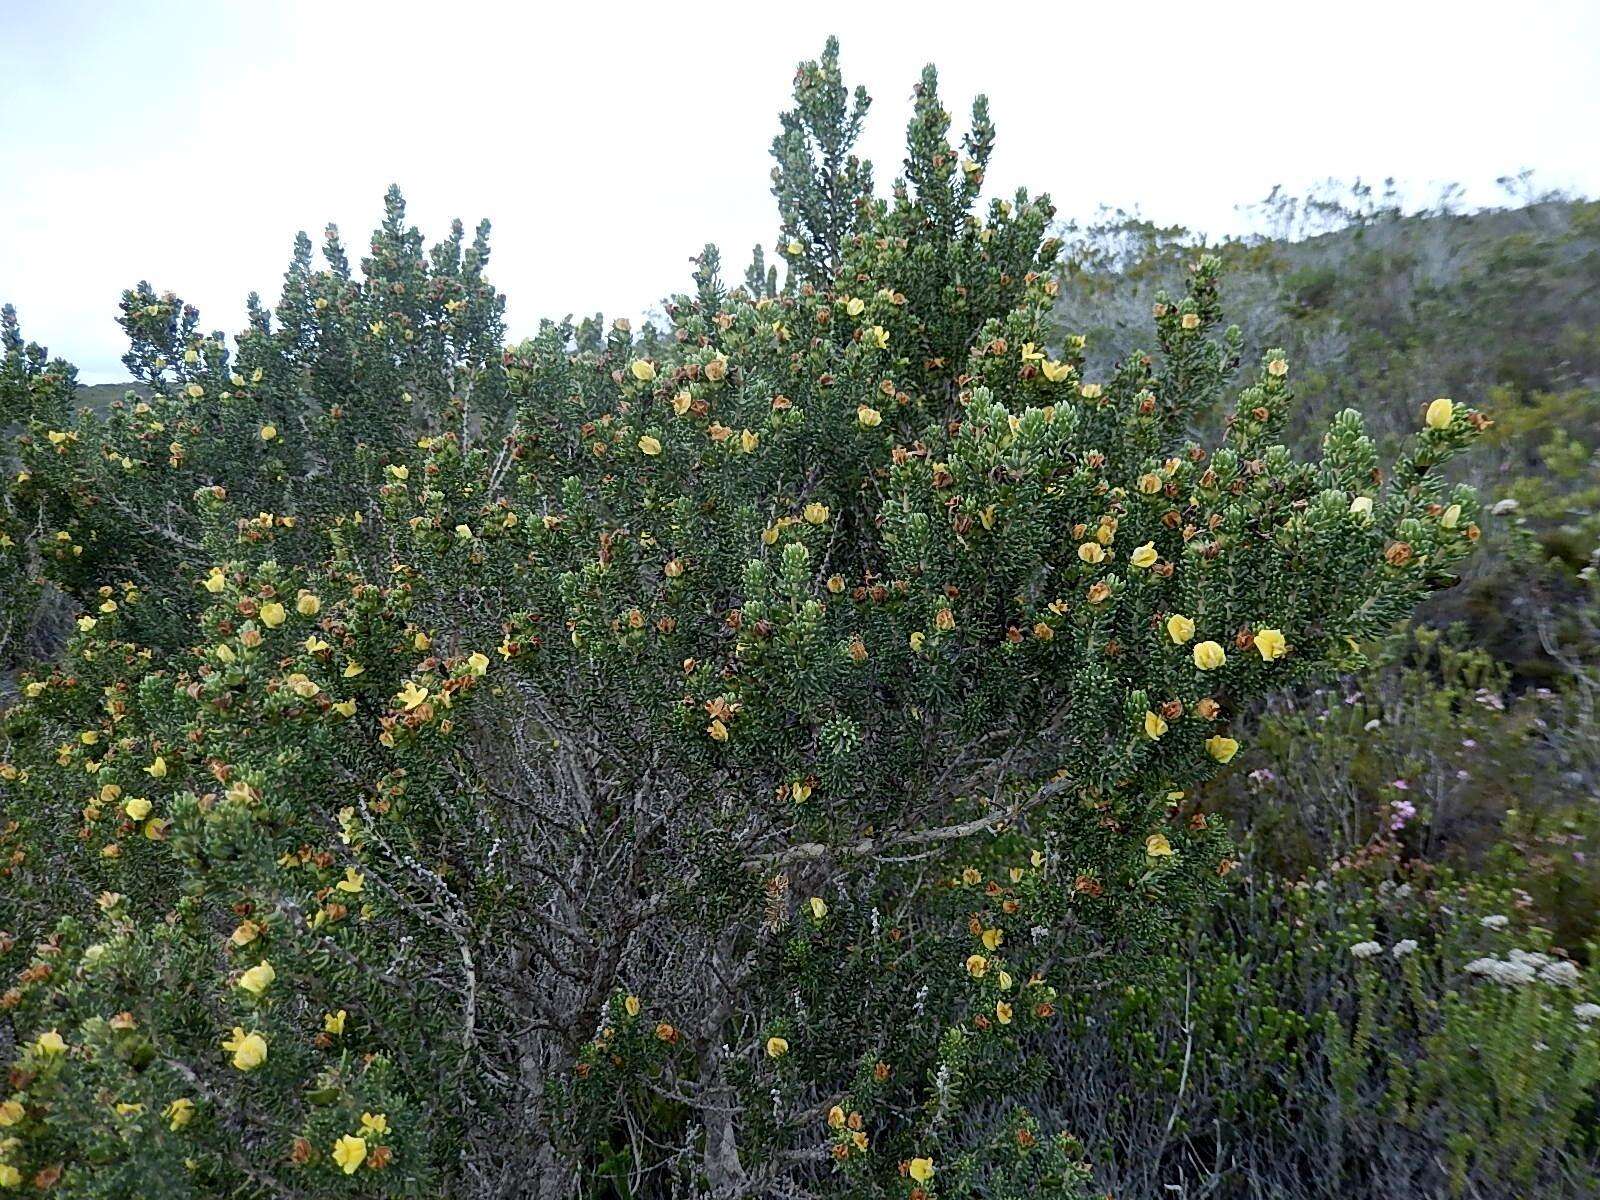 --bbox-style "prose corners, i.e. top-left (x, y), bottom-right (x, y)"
top-left (1480, 914), bottom-right (1509, 930)
top-left (1539, 960), bottom-right (1581, 988)
top-left (1350, 941), bottom-right (1383, 960)
top-left (1490, 498), bottom-right (1520, 516)
top-left (1391, 939), bottom-right (1418, 958)
top-left (1572, 1003), bottom-right (1600, 1023)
